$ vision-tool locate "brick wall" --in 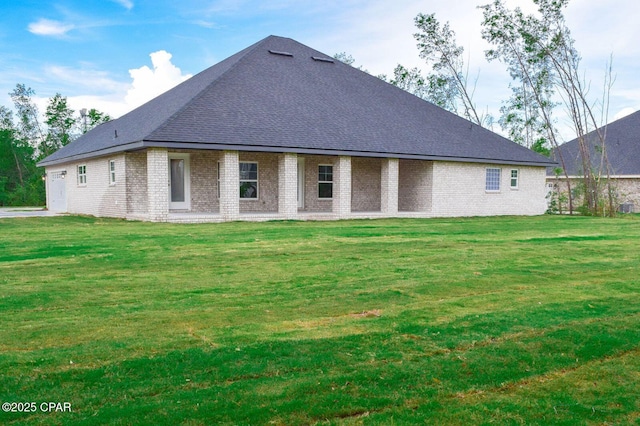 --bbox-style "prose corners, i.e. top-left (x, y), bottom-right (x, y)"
top-left (431, 162), bottom-right (547, 217)
top-left (300, 155), bottom-right (335, 213)
top-left (617, 178), bottom-right (640, 209)
top-left (351, 157), bottom-right (381, 212)
top-left (278, 153), bottom-right (298, 218)
top-left (381, 158), bottom-right (399, 214)
top-left (189, 150), bottom-right (219, 213)
top-left (126, 152), bottom-right (147, 215)
top-left (398, 159), bottom-right (433, 212)
top-left (58, 155), bottom-right (127, 218)
top-left (238, 152), bottom-right (279, 213)
top-left (147, 148), bottom-right (168, 221)
top-left (547, 176), bottom-right (640, 213)
top-left (219, 150), bottom-right (239, 220)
